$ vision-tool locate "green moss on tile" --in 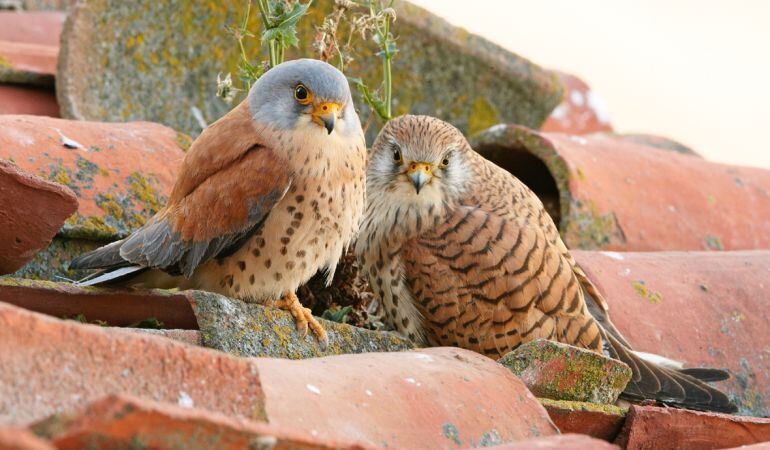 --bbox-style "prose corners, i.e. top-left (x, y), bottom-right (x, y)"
top-left (467, 97), bottom-right (500, 136)
top-left (58, 0), bottom-right (563, 141)
top-left (8, 237), bottom-right (105, 281)
top-left (189, 290), bottom-right (413, 359)
top-left (631, 280), bottom-right (662, 304)
top-left (499, 339), bottom-right (631, 404)
top-left (539, 398), bottom-right (627, 416)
